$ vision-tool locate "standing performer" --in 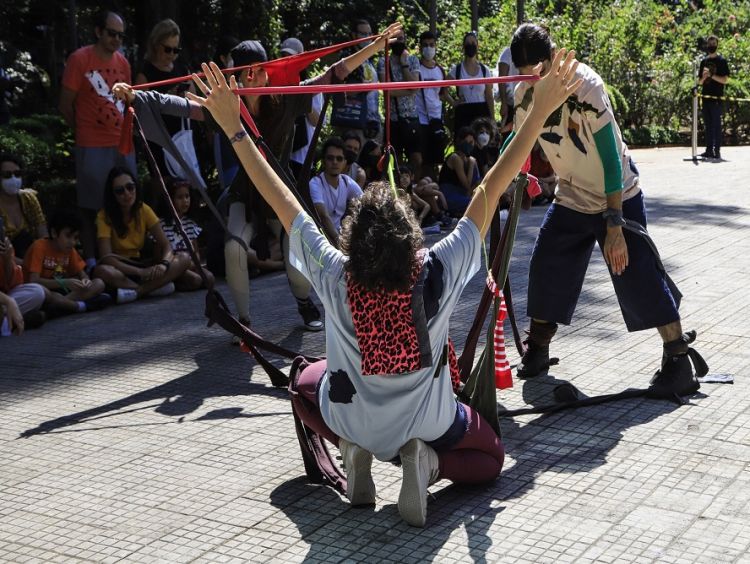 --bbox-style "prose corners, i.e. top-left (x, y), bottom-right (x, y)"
top-left (224, 25), bottom-right (402, 333)
top-left (509, 24), bottom-right (703, 396)
top-left (189, 49), bottom-right (582, 526)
